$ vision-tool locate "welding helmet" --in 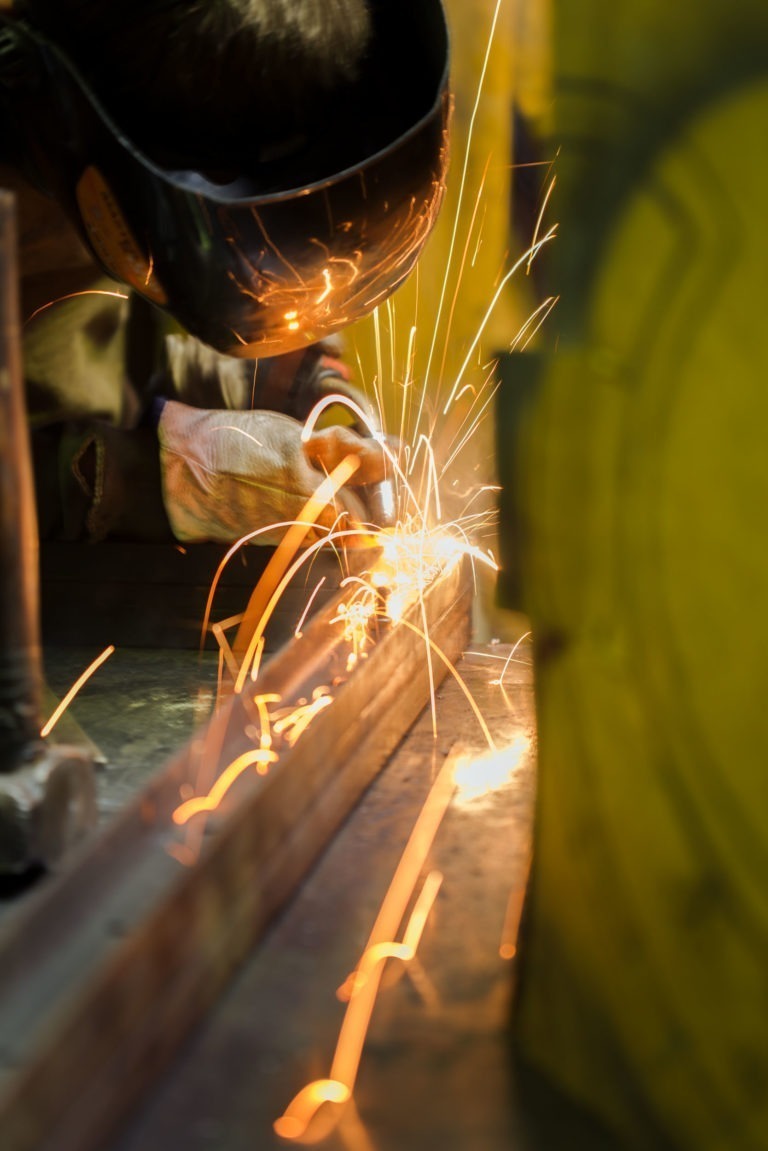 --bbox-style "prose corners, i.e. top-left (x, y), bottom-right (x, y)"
top-left (0, 2), bottom-right (450, 357)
